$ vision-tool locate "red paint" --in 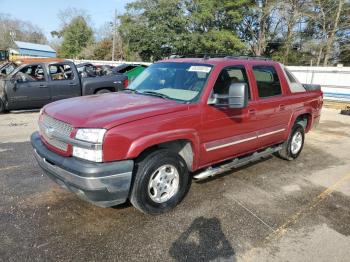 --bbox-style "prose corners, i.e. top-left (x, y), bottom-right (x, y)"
top-left (41, 58), bottom-right (323, 170)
